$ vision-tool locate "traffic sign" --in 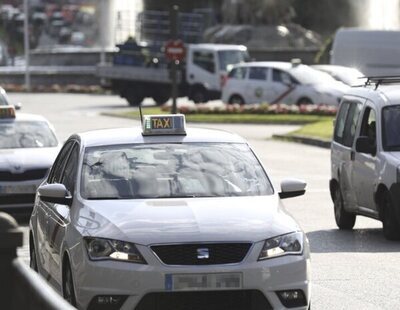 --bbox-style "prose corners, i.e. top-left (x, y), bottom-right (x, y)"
top-left (165, 40), bottom-right (186, 62)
